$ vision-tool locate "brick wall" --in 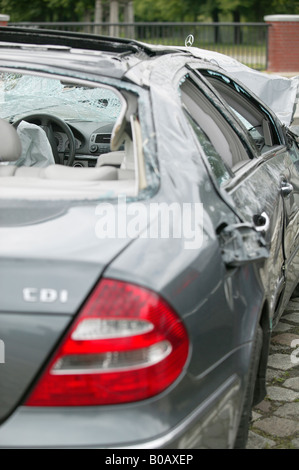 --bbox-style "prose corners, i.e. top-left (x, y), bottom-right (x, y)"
top-left (265, 15), bottom-right (299, 72)
top-left (0, 14), bottom-right (9, 26)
